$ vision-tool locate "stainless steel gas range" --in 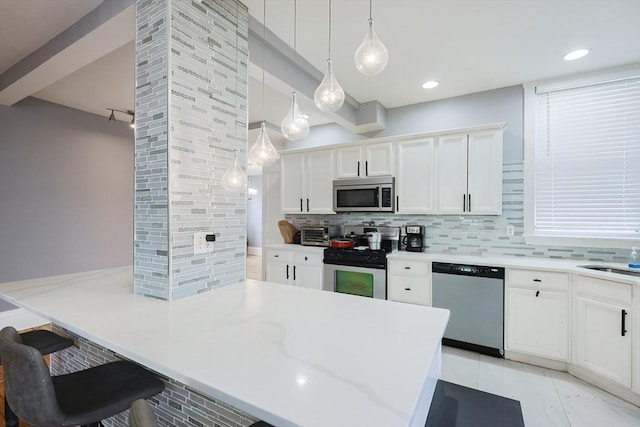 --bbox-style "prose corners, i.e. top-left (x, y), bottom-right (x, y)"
top-left (322, 226), bottom-right (400, 299)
